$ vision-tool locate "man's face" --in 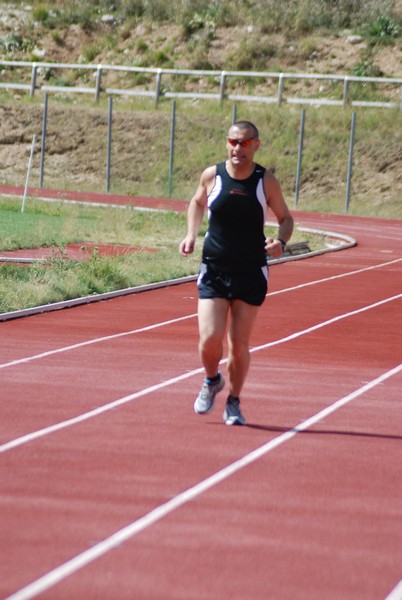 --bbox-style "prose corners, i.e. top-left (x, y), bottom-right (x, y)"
top-left (226, 126), bottom-right (260, 166)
